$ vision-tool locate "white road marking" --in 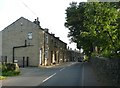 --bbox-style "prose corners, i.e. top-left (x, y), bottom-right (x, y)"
top-left (42, 73), bottom-right (56, 83)
top-left (81, 64), bottom-right (84, 86)
top-left (60, 68), bottom-right (65, 71)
